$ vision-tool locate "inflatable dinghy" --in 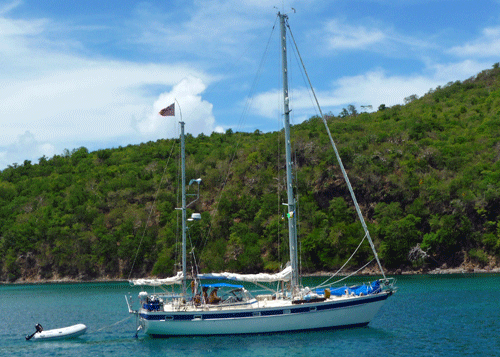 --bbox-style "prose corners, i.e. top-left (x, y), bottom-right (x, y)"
top-left (26, 323), bottom-right (87, 341)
